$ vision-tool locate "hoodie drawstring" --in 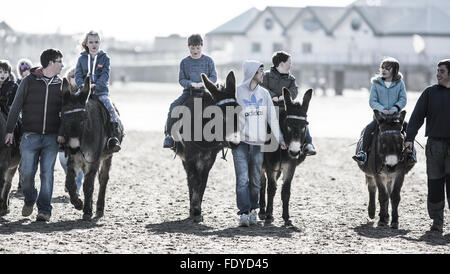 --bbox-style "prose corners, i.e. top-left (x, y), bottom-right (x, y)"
top-left (87, 54), bottom-right (98, 83)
